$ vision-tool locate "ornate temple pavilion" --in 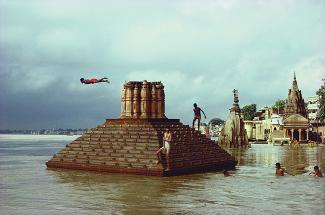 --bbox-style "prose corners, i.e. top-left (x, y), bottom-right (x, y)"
top-left (283, 73), bottom-right (309, 142)
top-left (283, 114), bottom-right (309, 141)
